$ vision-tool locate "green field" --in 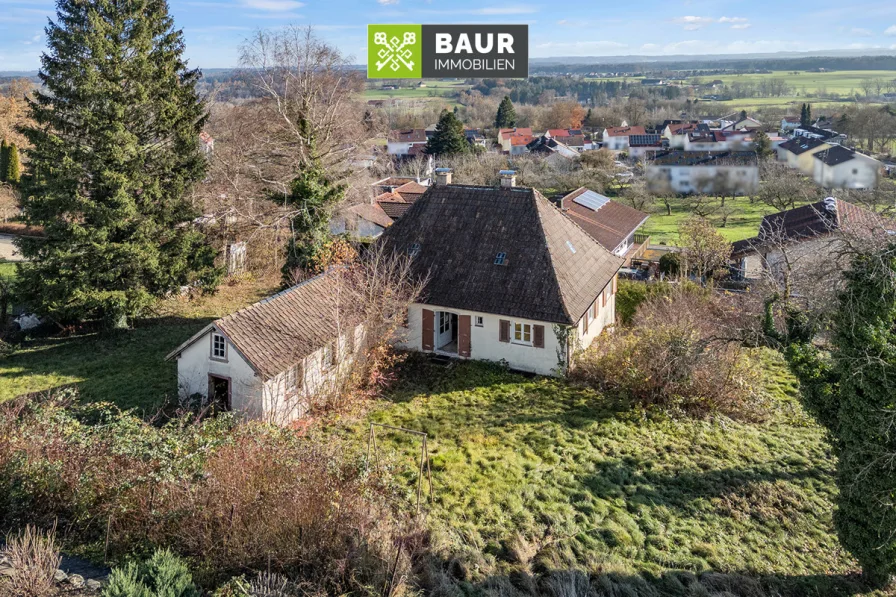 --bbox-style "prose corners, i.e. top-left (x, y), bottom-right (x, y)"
top-left (697, 70), bottom-right (896, 95)
top-left (336, 354), bottom-right (867, 595)
top-left (0, 277), bottom-right (278, 410)
top-left (364, 80), bottom-right (471, 102)
top-left (641, 196), bottom-right (802, 245)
